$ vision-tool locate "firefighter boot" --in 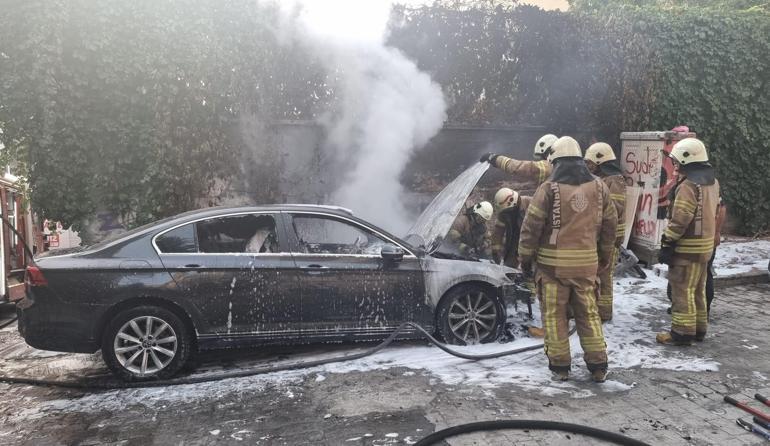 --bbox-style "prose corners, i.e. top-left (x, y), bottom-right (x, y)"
top-left (591, 369), bottom-right (608, 383)
top-left (656, 331), bottom-right (693, 346)
top-left (552, 370), bottom-right (569, 381)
